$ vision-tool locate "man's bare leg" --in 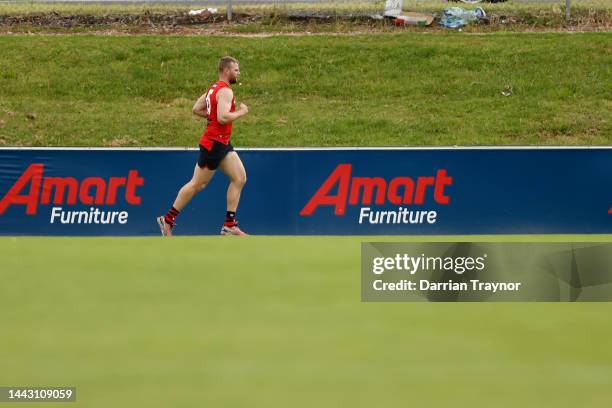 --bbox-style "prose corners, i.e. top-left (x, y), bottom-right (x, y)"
top-left (173, 164), bottom-right (216, 211)
top-left (157, 164), bottom-right (216, 236)
top-left (219, 152), bottom-right (247, 211)
top-left (218, 151), bottom-right (248, 235)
